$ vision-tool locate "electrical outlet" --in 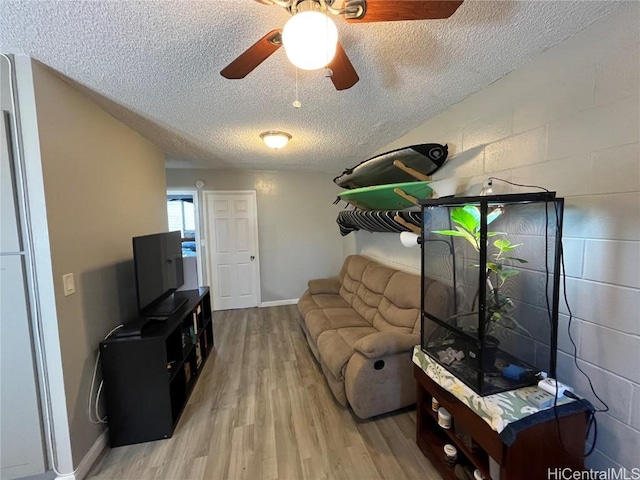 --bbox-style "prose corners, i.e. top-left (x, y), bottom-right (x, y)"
top-left (62, 273), bottom-right (75, 296)
top-left (538, 378), bottom-right (572, 397)
top-left (527, 389), bottom-right (555, 409)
